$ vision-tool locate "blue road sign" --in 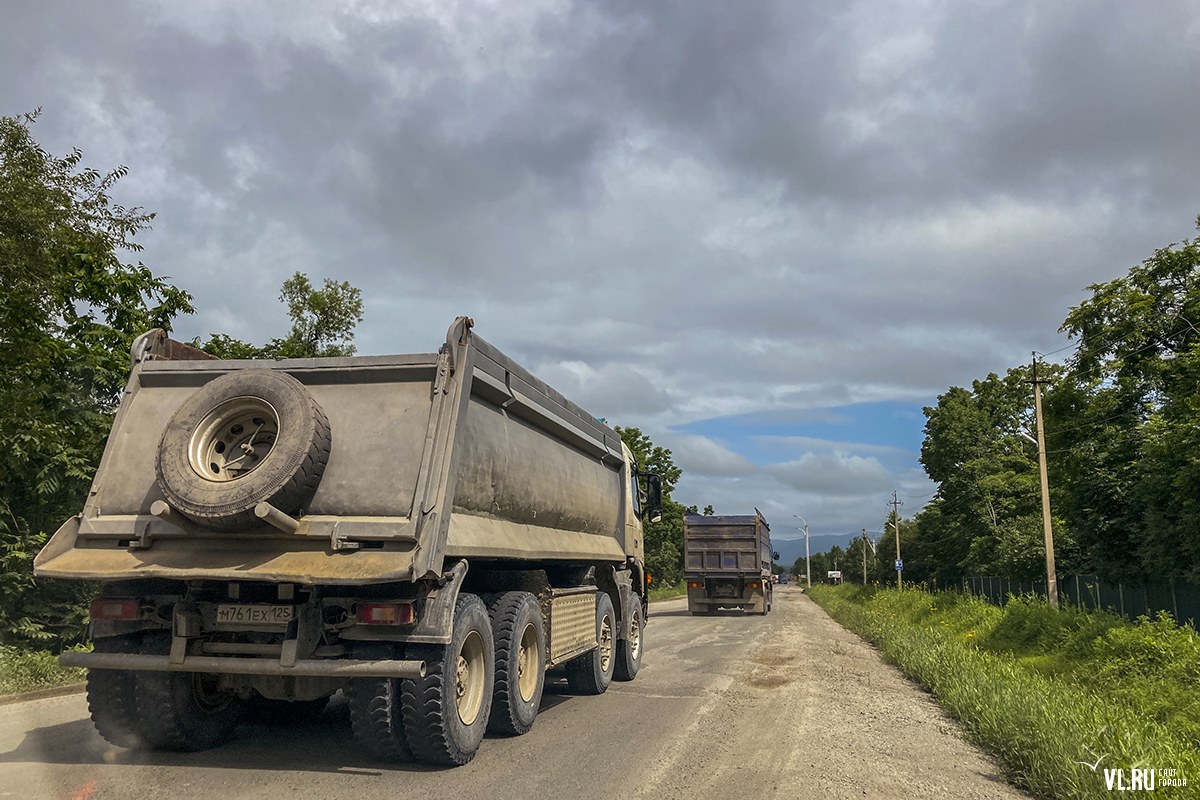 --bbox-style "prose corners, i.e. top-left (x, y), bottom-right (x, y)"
top-left (895, 559), bottom-right (903, 570)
